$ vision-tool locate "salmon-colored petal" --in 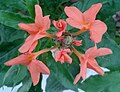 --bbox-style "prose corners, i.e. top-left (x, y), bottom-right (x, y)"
top-left (87, 58), bottom-right (104, 75)
top-left (18, 23), bottom-right (39, 34)
top-left (74, 61), bottom-right (87, 84)
top-left (73, 38), bottom-right (82, 46)
top-left (64, 53), bottom-right (72, 64)
top-left (35, 60), bottom-right (50, 74)
top-left (59, 55), bottom-right (65, 63)
top-left (62, 48), bottom-right (71, 53)
top-left (35, 5), bottom-right (43, 17)
top-left (19, 35), bottom-right (36, 53)
top-left (54, 51), bottom-right (61, 62)
top-left (29, 40), bottom-right (38, 52)
top-left (35, 5), bottom-right (44, 28)
top-left (52, 20), bottom-right (58, 29)
top-left (56, 31), bottom-right (63, 37)
top-left (19, 32), bottom-right (46, 53)
top-left (80, 60), bottom-right (87, 80)
top-left (28, 59), bottom-right (50, 86)
top-left (96, 48), bottom-right (112, 57)
top-left (66, 18), bottom-right (83, 29)
top-left (4, 54), bottom-right (29, 66)
top-left (89, 20), bottom-right (107, 43)
top-left (74, 72), bottom-right (81, 84)
top-left (83, 3), bottom-right (102, 23)
top-left (64, 6), bottom-right (83, 23)
top-left (85, 45), bottom-right (98, 58)
top-left (53, 19), bottom-right (66, 37)
top-left (43, 15), bottom-right (50, 31)
top-left (27, 60), bottom-right (40, 86)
